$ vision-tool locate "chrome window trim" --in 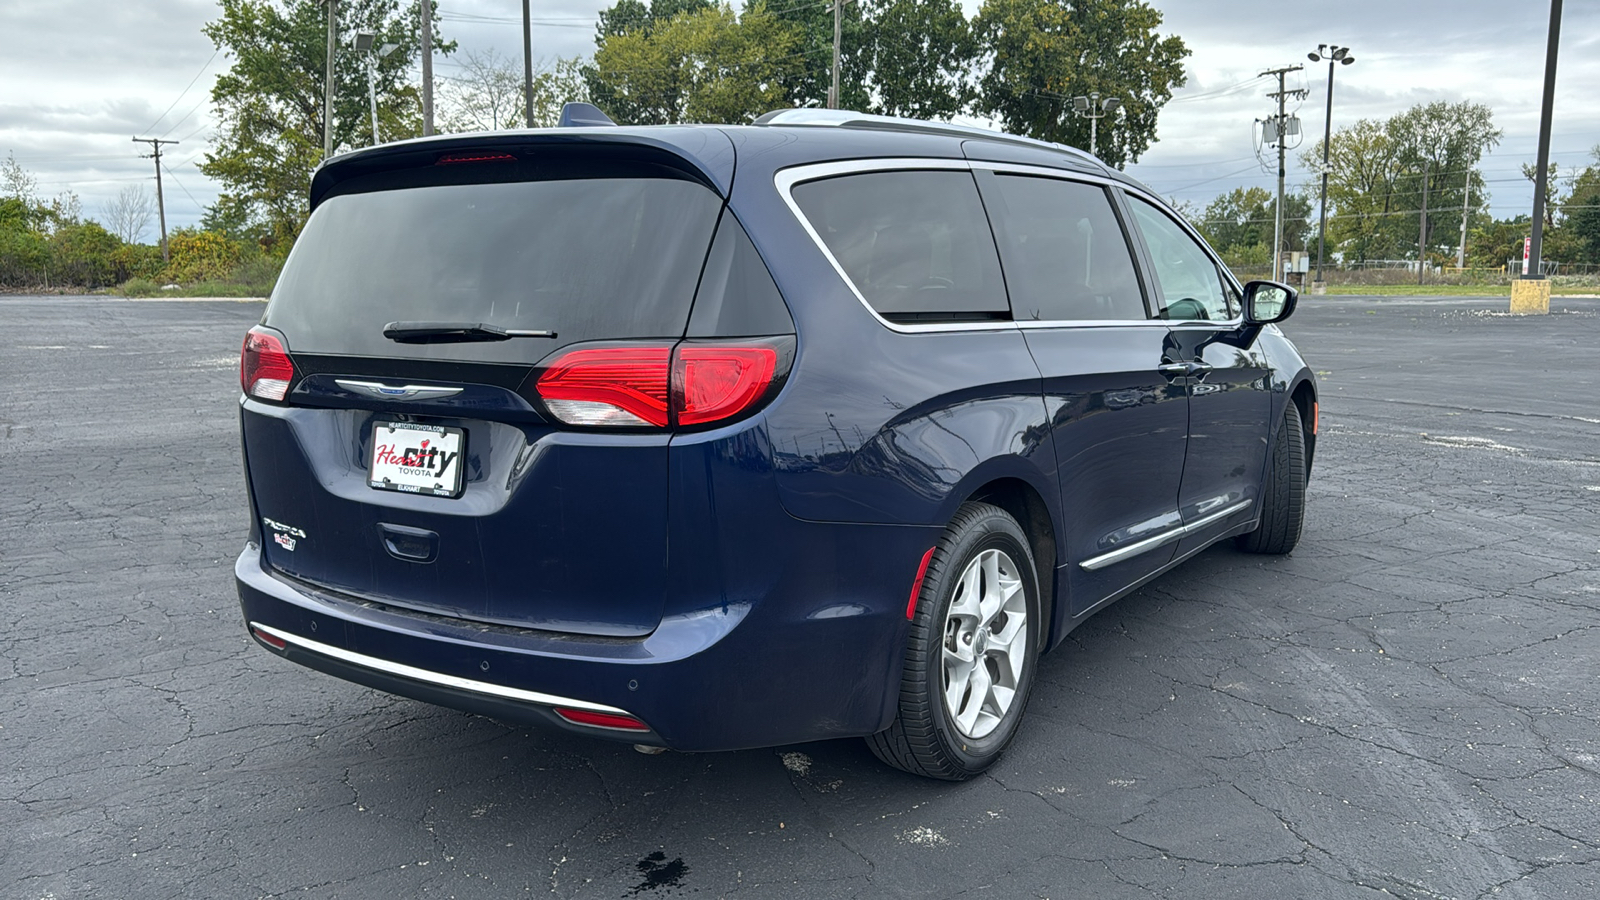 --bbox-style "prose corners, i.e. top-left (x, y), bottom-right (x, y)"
top-left (248, 621), bottom-right (635, 716)
top-left (776, 157), bottom-right (1246, 334)
top-left (774, 158), bottom-right (1014, 335)
top-left (1078, 499), bottom-right (1253, 571)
